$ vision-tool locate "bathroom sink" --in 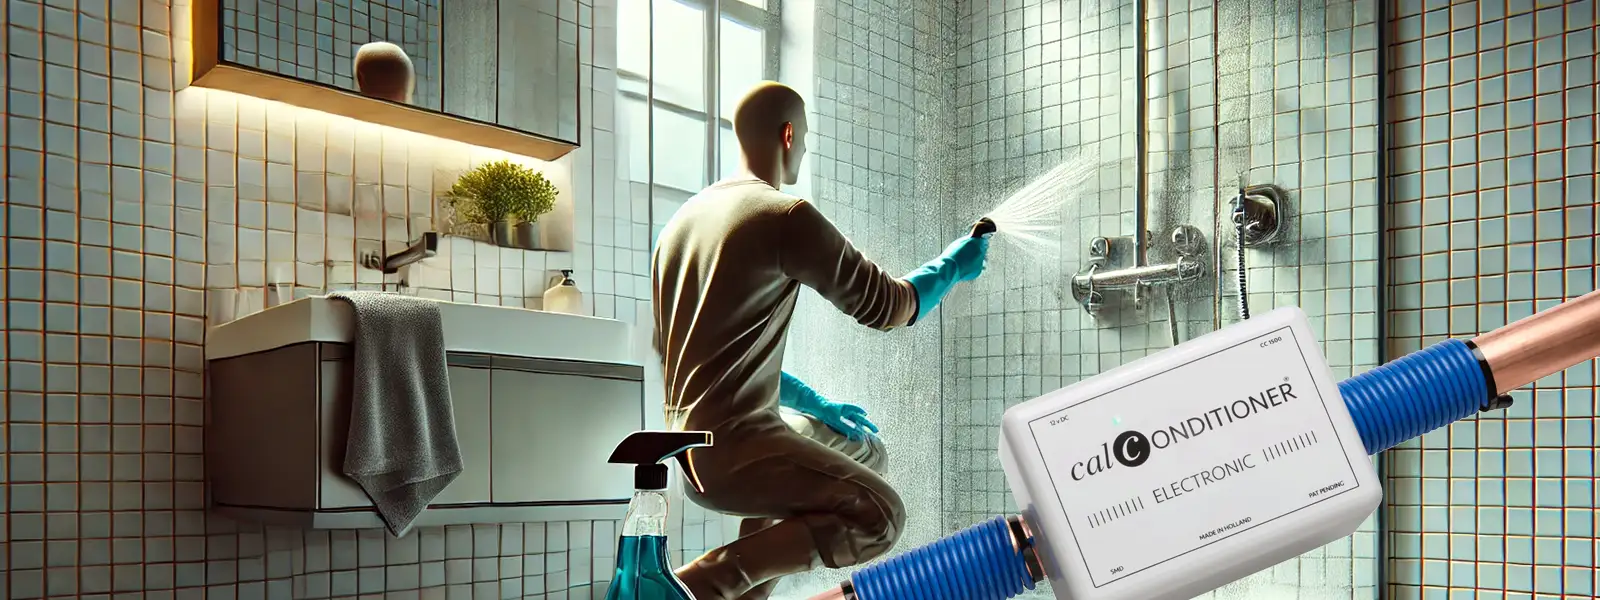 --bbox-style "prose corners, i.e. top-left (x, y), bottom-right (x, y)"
top-left (205, 296), bottom-right (637, 364)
